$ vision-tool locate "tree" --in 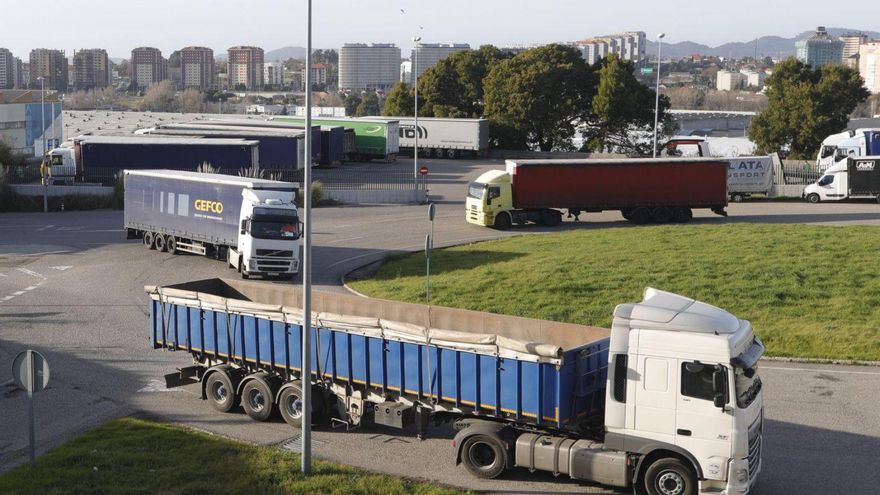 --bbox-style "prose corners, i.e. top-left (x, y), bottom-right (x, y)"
top-left (418, 45), bottom-right (506, 118)
top-left (382, 82), bottom-right (414, 116)
top-left (749, 58), bottom-right (869, 158)
top-left (343, 93), bottom-right (362, 116)
top-left (139, 81), bottom-right (177, 112)
top-left (484, 44), bottom-right (595, 151)
top-left (176, 88), bottom-right (206, 113)
top-left (355, 92), bottom-right (381, 116)
top-left (583, 54), bottom-right (673, 154)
